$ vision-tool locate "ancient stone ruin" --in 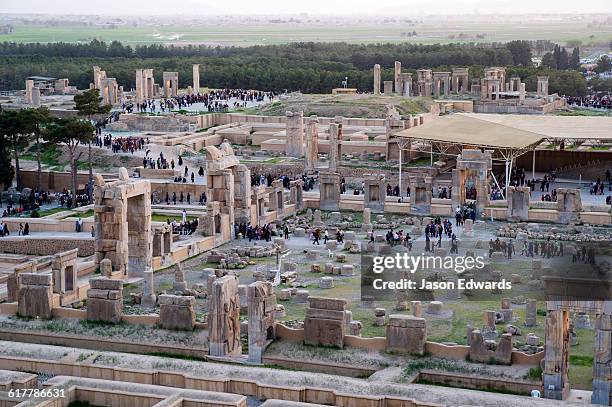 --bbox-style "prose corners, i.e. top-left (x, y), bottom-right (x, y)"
top-left (87, 277), bottom-right (123, 324)
top-left (208, 274), bottom-right (242, 357)
top-left (304, 297), bottom-right (348, 348)
top-left (247, 281), bottom-right (276, 363)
